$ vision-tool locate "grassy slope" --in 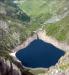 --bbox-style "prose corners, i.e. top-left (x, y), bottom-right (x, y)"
top-left (1, 0), bottom-right (68, 49)
top-left (0, 0), bottom-right (42, 51)
top-left (18, 0), bottom-right (69, 43)
top-left (18, 0), bottom-right (66, 17)
top-left (0, 1), bottom-right (69, 75)
top-left (45, 15), bottom-right (69, 42)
